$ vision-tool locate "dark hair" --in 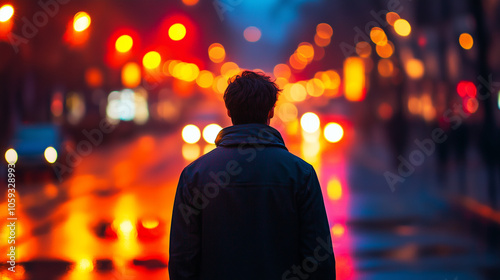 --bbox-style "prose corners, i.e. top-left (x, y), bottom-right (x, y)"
top-left (223, 71), bottom-right (281, 125)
